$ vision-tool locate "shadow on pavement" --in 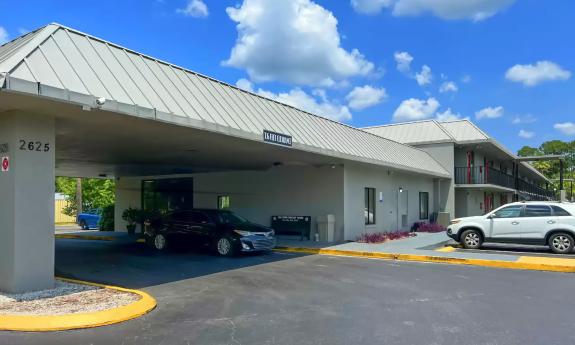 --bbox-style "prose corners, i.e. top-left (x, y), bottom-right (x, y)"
top-left (55, 238), bottom-right (309, 290)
